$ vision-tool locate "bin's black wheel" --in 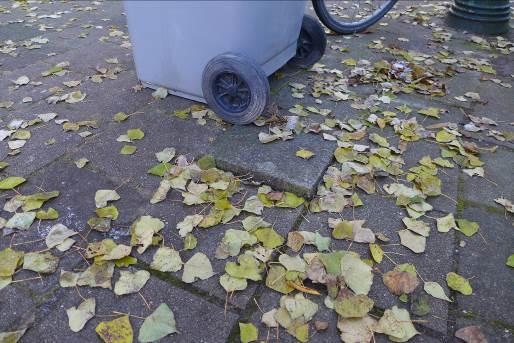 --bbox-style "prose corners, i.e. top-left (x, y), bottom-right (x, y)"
top-left (202, 53), bottom-right (270, 125)
top-left (289, 15), bottom-right (326, 68)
